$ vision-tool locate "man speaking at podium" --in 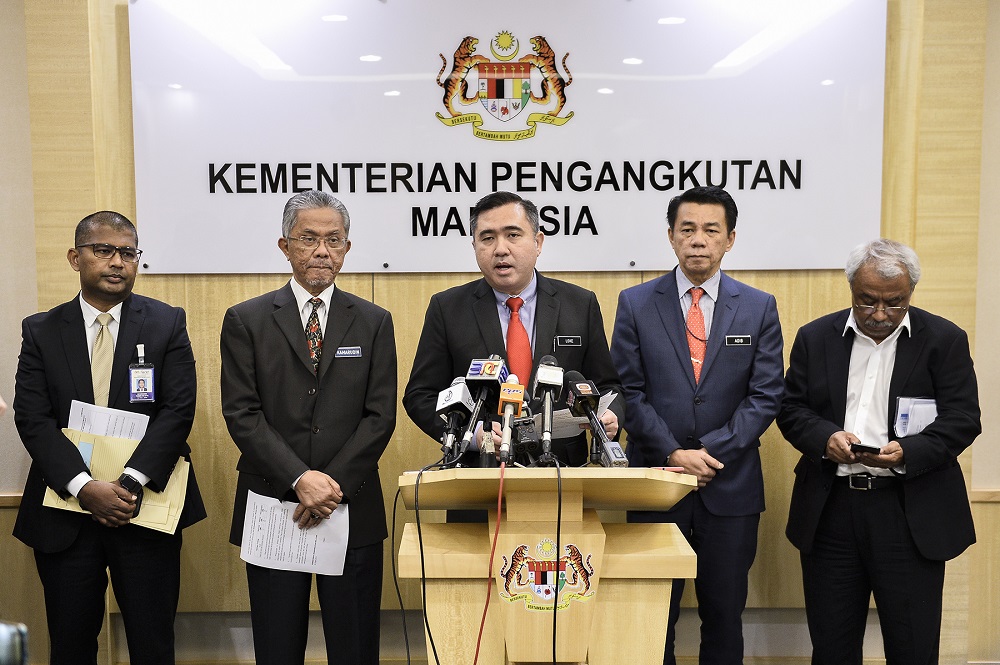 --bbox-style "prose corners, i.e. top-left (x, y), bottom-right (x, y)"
top-left (403, 191), bottom-right (623, 467)
top-left (610, 186), bottom-right (784, 665)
